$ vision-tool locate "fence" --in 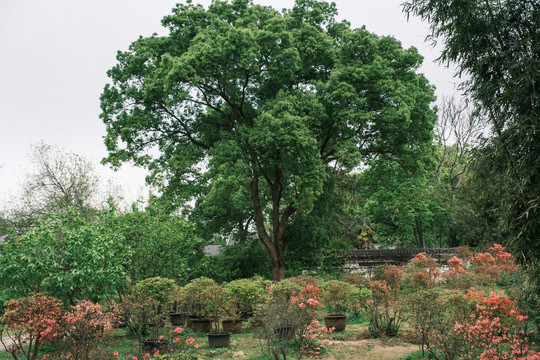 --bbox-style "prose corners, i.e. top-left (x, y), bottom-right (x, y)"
top-left (332, 248), bottom-right (456, 273)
